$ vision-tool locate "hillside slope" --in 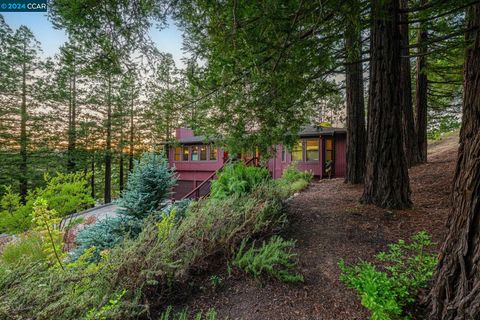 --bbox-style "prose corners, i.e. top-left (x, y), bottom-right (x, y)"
top-left (178, 134), bottom-right (459, 320)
